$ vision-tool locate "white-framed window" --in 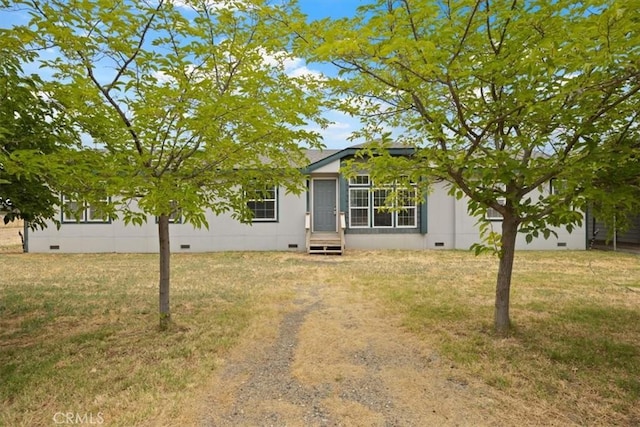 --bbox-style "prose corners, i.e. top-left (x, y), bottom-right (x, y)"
top-left (348, 187), bottom-right (369, 228)
top-left (485, 183), bottom-right (506, 221)
top-left (87, 204), bottom-right (108, 223)
top-left (396, 188), bottom-right (417, 227)
top-left (247, 186), bottom-right (278, 221)
top-left (486, 198), bottom-right (506, 220)
top-left (155, 201), bottom-right (182, 224)
top-left (61, 197), bottom-right (82, 223)
top-left (347, 174), bottom-right (418, 229)
top-left (168, 210), bottom-right (182, 223)
top-left (61, 196), bottom-right (110, 223)
top-left (372, 188), bottom-right (393, 227)
top-left (349, 175), bottom-right (370, 186)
